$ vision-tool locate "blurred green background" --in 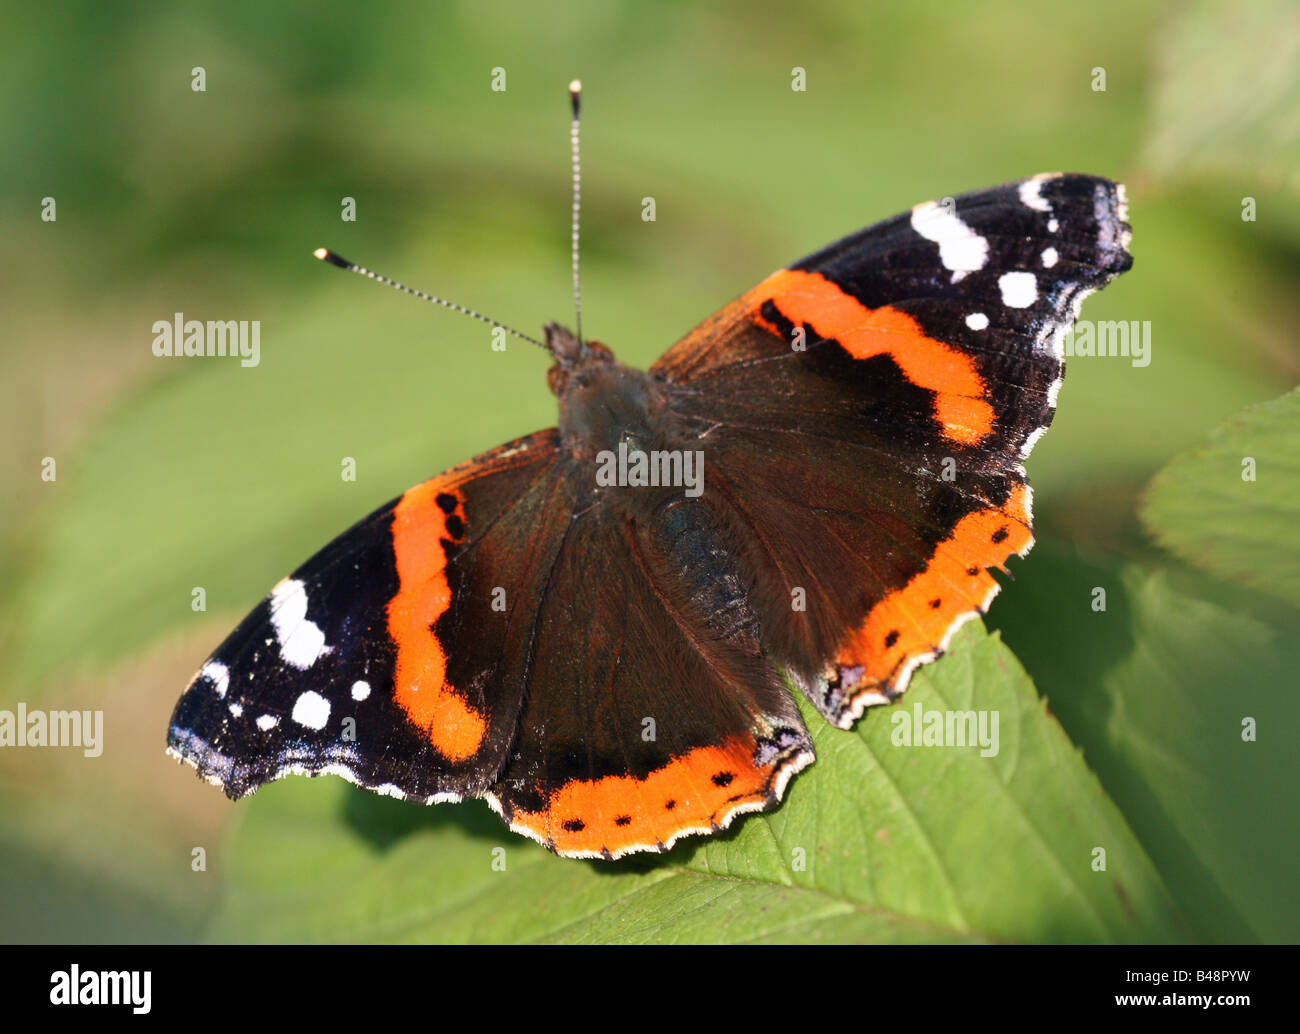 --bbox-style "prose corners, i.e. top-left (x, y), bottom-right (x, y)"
top-left (1, 0), bottom-right (1297, 943)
